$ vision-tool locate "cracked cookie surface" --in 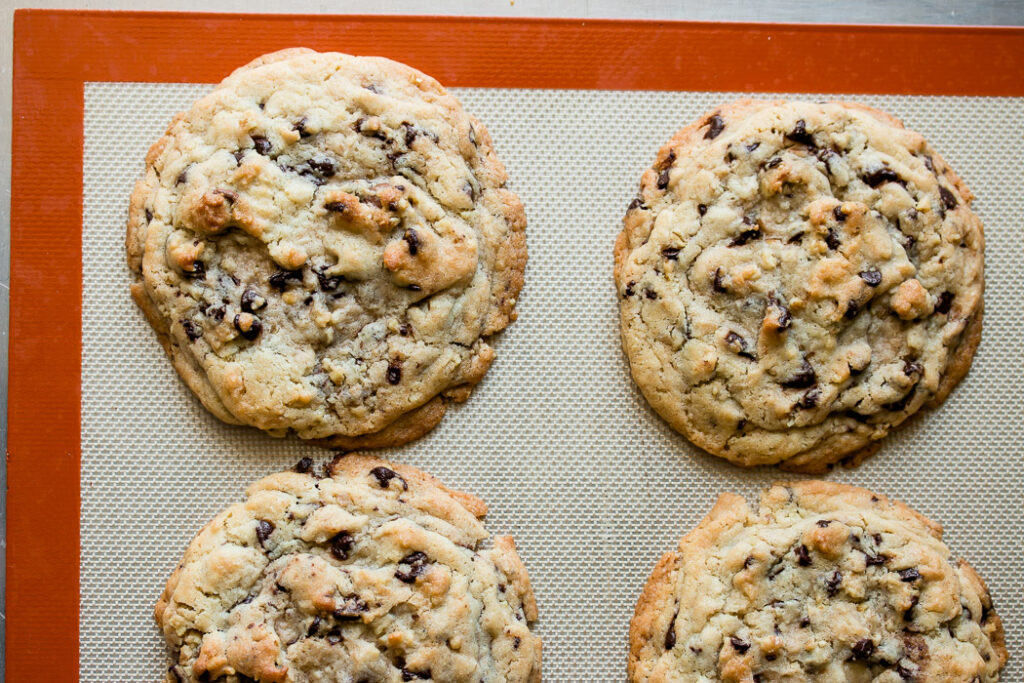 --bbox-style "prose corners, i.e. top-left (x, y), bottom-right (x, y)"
top-left (127, 48), bottom-right (526, 448)
top-left (629, 481), bottom-right (1006, 682)
top-left (614, 100), bottom-right (983, 471)
top-left (156, 455), bottom-right (541, 683)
